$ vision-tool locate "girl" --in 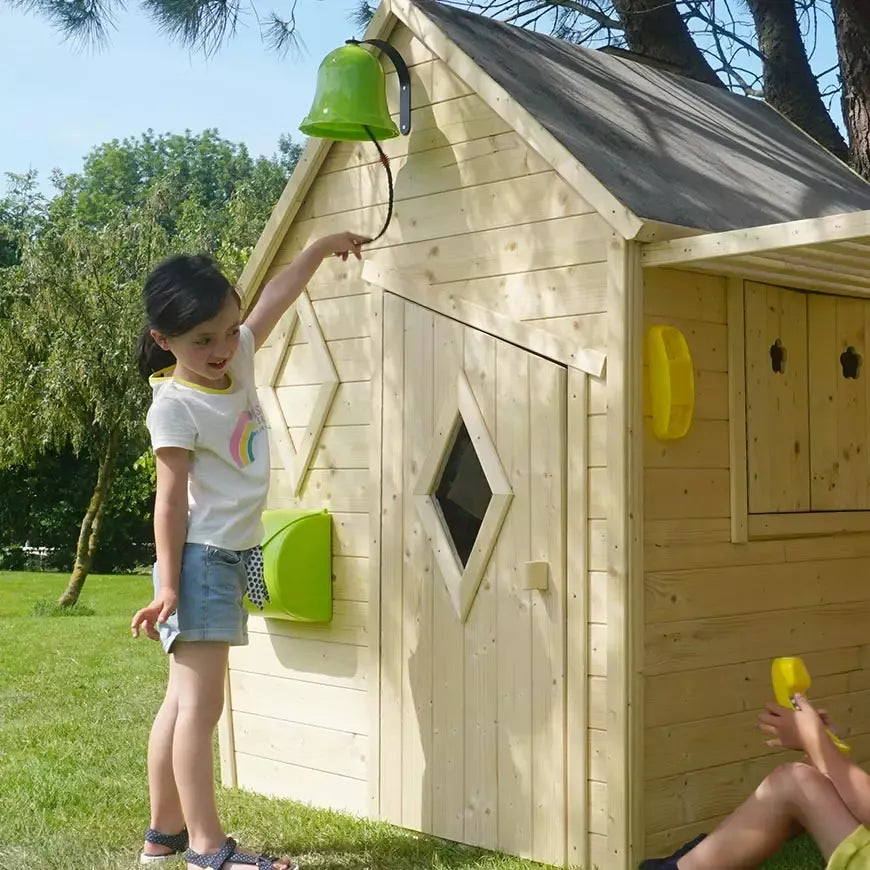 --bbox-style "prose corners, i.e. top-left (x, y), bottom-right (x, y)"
top-left (640, 695), bottom-right (870, 870)
top-left (131, 231), bottom-right (367, 870)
